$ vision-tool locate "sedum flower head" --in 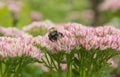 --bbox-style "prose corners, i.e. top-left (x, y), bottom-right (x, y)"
top-left (23, 20), bottom-right (55, 32)
top-left (0, 26), bottom-right (32, 38)
top-left (0, 37), bottom-right (41, 59)
top-left (35, 23), bottom-right (120, 53)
